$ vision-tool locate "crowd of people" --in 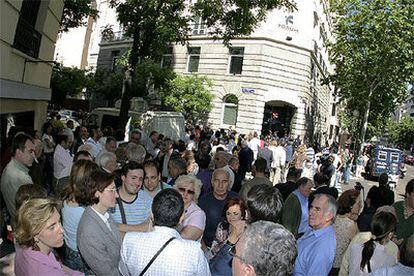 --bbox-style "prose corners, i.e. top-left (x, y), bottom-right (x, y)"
top-left (0, 119), bottom-right (413, 276)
